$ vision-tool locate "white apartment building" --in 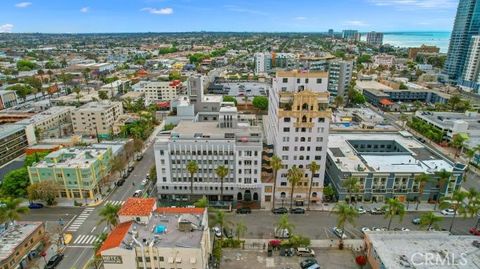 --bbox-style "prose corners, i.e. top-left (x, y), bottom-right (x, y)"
top-left (71, 101), bottom-right (123, 137)
top-left (463, 35), bottom-right (480, 83)
top-left (327, 60), bottom-right (353, 97)
top-left (154, 105), bottom-right (264, 205)
top-left (135, 81), bottom-right (180, 105)
top-left (16, 106), bottom-right (75, 139)
top-left (373, 54), bottom-right (396, 68)
top-left (264, 70), bottom-right (331, 208)
top-left (254, 52), bottom-right (272, 75)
